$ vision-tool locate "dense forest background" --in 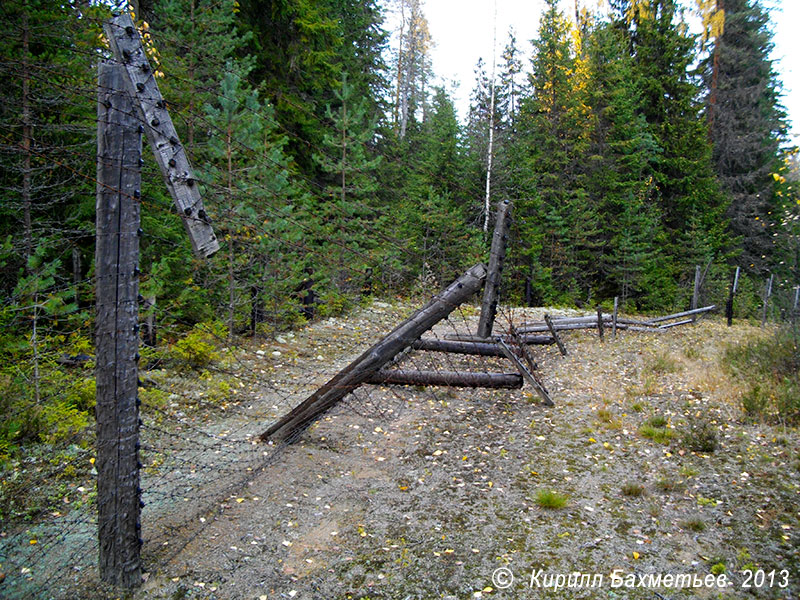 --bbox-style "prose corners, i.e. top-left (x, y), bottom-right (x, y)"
top-left (0, 0), bottom-right (798, 451)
